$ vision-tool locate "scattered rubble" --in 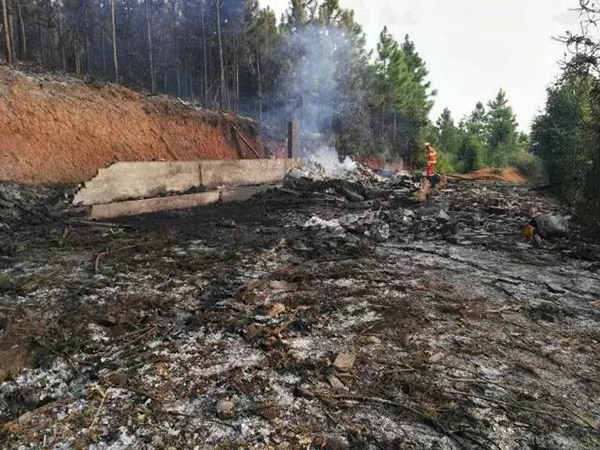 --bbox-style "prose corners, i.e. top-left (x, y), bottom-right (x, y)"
top-left (0, 168), bottom-right (599, 449)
